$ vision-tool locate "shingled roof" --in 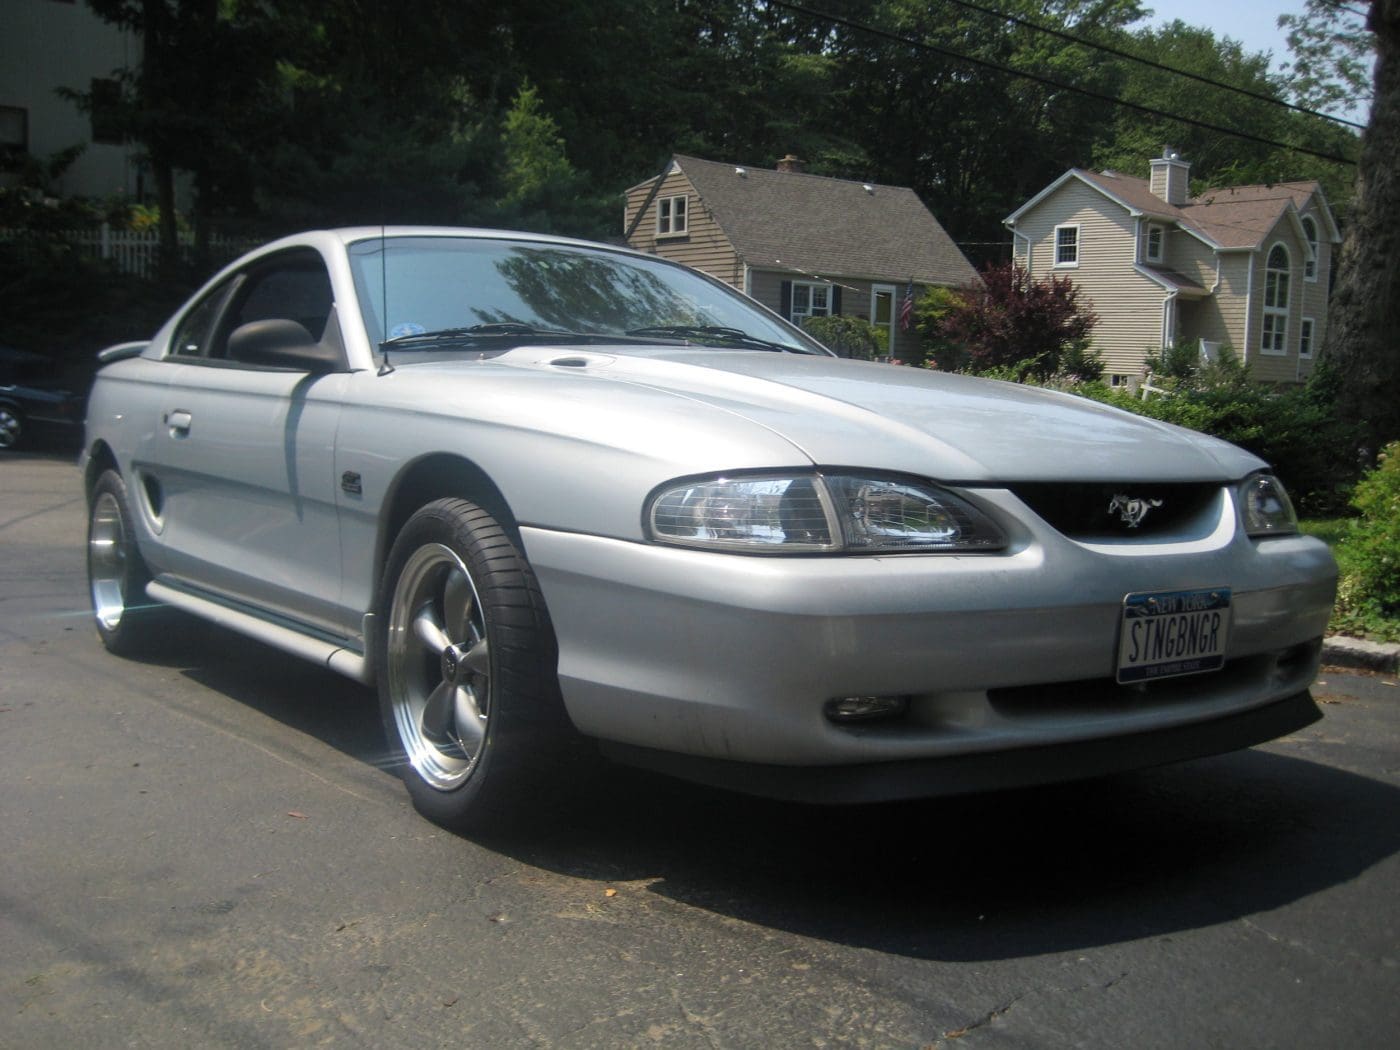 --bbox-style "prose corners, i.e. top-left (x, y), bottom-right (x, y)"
top-left (663, 155), bottom-right (978, 286)
top-left (1051, 169), bottom-right (1337, 251)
